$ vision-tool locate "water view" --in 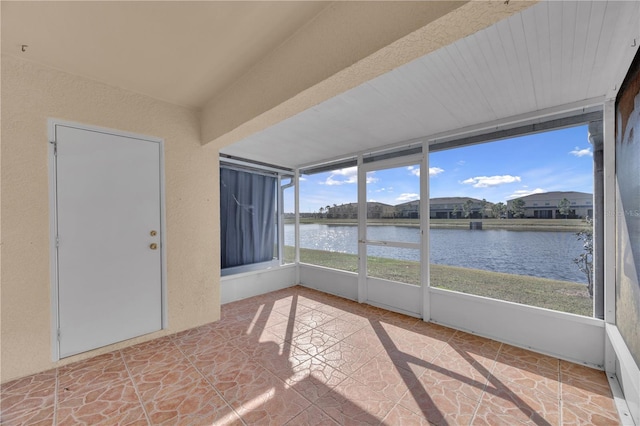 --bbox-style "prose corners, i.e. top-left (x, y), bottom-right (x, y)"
top-left (285, 224), bottom-right (587, 283)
